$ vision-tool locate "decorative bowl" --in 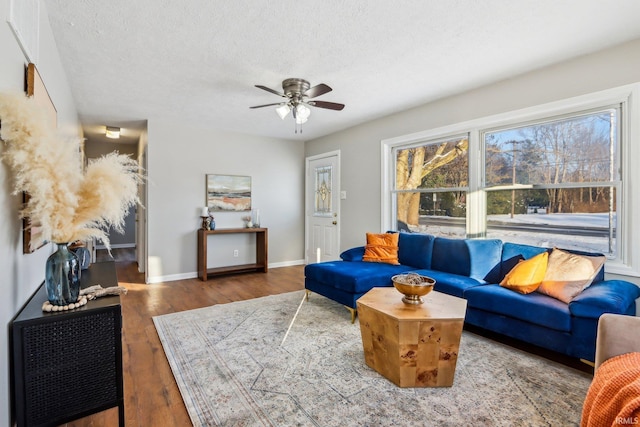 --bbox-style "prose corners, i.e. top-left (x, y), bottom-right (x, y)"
top-left (392, 273), bottom-right (436, 305)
